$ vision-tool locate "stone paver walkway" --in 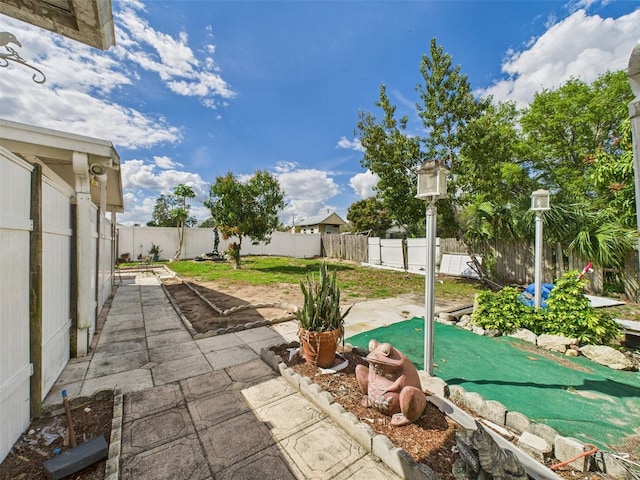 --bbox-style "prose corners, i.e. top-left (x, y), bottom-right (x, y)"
top-left (44, 271), bottom-right (401, 480)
